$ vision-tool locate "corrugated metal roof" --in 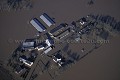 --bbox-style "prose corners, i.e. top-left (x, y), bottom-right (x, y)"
top-left (56, 29), bottom-right (70, 39)
top-left (40, 13), bottom-right (55, 27)
top-left (45, 33), bottom-right (54, 44)
top-left (44, 47), bottom-right (52, 54)
top-left (43, 13), bottom-right (55, 24)
top-left (30, 18), bottom-right (46, 32)
top-left (50, 25), bottom-right (64, 33)
top-left (22, 42), bottom-right (35, 48)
